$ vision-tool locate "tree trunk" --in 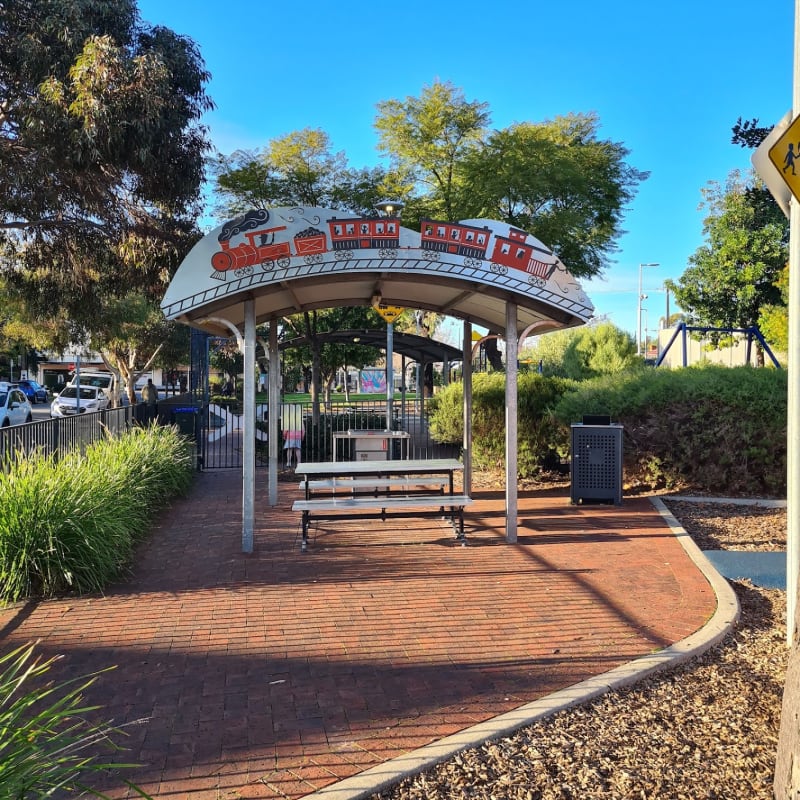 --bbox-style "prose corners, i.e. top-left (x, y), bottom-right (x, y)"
top-left (774, 599), bottom-right (800, 799)
top-left (484, 336), bottom-right (505, 371)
